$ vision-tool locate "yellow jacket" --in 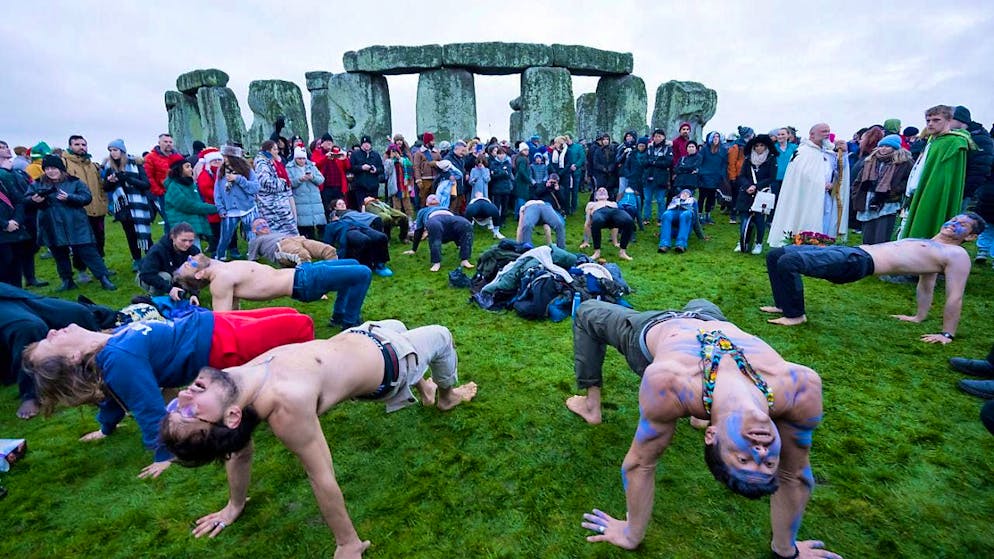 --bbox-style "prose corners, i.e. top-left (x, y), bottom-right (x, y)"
top-left (63, 152), bottom-right (107, 217)
top-left (25, 160), bottom-right (44, 181)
